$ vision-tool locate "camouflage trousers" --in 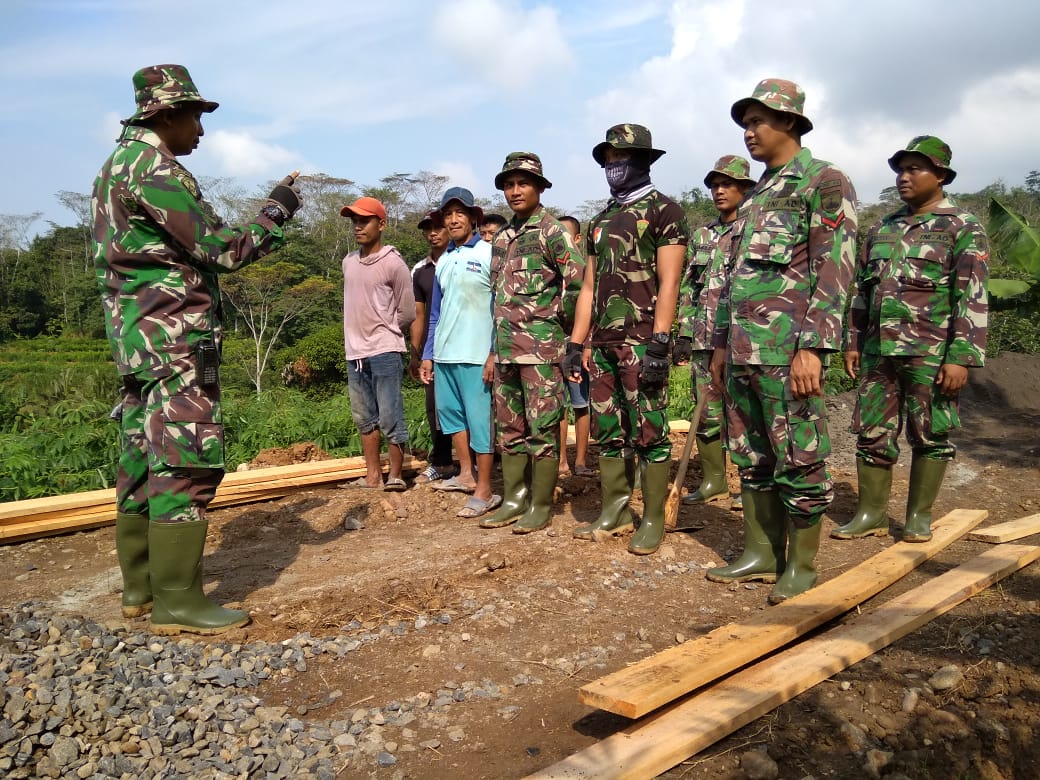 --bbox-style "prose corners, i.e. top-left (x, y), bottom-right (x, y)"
top-left (117, 356), bottom-right (225, 523)
top-left (723, 363), bottom-right (831, 527)
top-left (589, 343), bottom-right (670, 462)
top-left (691, 350), bottom-right (723, 439)
top-left (852, 353), bottom-right (958, 465)
top-left (493, 362), bottom-right (565, 459)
